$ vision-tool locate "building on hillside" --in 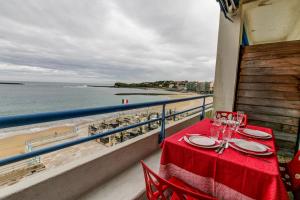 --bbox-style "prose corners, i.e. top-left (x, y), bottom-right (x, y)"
top-left (186, 82), bottom-right (197, 91)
